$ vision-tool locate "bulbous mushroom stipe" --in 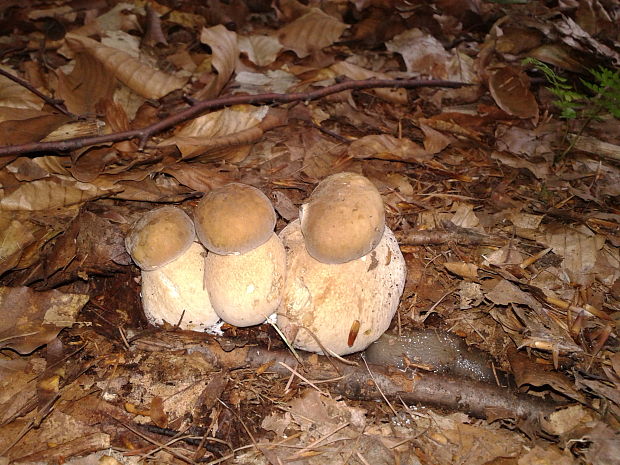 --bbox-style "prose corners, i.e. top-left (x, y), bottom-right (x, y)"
top-left (277, 219), bottom-right (406, 355)
top-left (195, 183), bottom-right (286, 327)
